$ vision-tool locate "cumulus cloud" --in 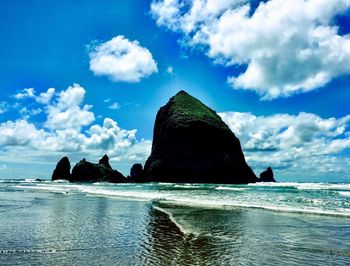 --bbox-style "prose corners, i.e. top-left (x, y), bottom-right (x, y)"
top-left (13, 86), bottom-right (91, 129)
top-left (0, 120), bottom-right (47, 147)
top-left (0, 84), bottom-right (151, 176)
top-left (220, 111), bottom-right (350, 177)
top-left (45, 84), bottom-right (95, 130)
top-left (13, 87), bottom-right (55, 105)
top-left (89, 35), bottom-right (158, 82)
top-left (0, 102), bottom-right (9, 114)
top-left (14, 88), bottom-right (35, 99)
top-left (36, 88), bottom-right (55, 104)
top-left (86, 118), bottom-right (136, 150)
top-left (151, 0), bottom-right (350, 99)
top-left (19, 107), bottom-right (42, 117)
